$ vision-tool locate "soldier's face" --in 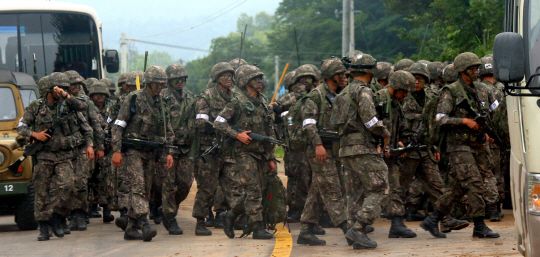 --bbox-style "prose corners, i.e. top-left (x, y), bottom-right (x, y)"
top-left (126, 84), bottom-right (137, 92)
top-left (414, 75), bottom-right (426, 91)
top-left (169, 77), bottom-right (187, 90)
top-left (466, 65), bottom-right (480, 81)
top-left (218, 72), bottom-right (233, 88)
top-left (69, 83), bottom-right (81, 95)
top-left (248, 76), bottom-right (264, 92)
top-left (150, 83), bottom-right (165, 94)
top-left (394, 89), bottom-right (408, 100)
top-left (119, 83), bottom-right (127, 92)
top-left (333, 73), bottom-right (348, 88)
top-left (378, 79), bottom-right (388, 87)
top-left (91, 93), bottom-right (106, 105)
